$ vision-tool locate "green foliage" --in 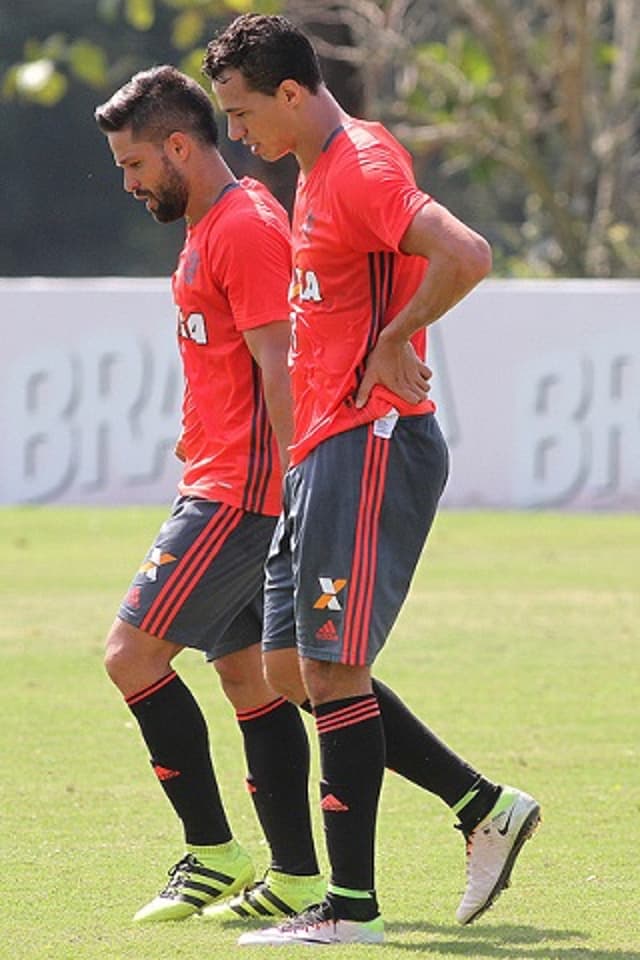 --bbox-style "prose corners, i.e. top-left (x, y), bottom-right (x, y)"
top-left (69, 40), bottom-right (110, 86)
top-left (125, 0), bottom-right (156, 31)
top-left (179, 45), bottom-right (209, 79)
top-left (4, 34), bottom-right (106, 105)
top-left (1, 0), bottom-right (278, 106)
top-left (172, 8), bottom-right (205, 48)
top-left (1, 0), bottom-right (638, 278)
top-left (3, 58), bottom-right (68, 105)
top-left (97, 0), bottom-right (122, 23)
top-left (385, 1), bottom-right (640, 278)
